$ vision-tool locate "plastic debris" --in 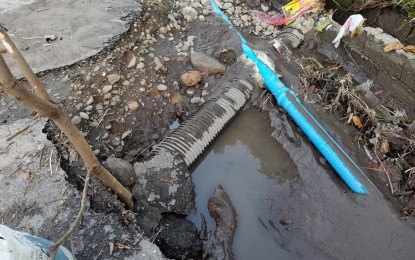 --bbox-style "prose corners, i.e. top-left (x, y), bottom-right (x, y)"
top-left (251, 0), bottom-right (323, 27)
top-left (313, 16), bottom-right (332, 32)
top-left (0, 225), bottom-right (73, 260)
top-left (332, 14), bottom-right (365, 48)
top-left (251, 10), bottom-right (286, 27)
